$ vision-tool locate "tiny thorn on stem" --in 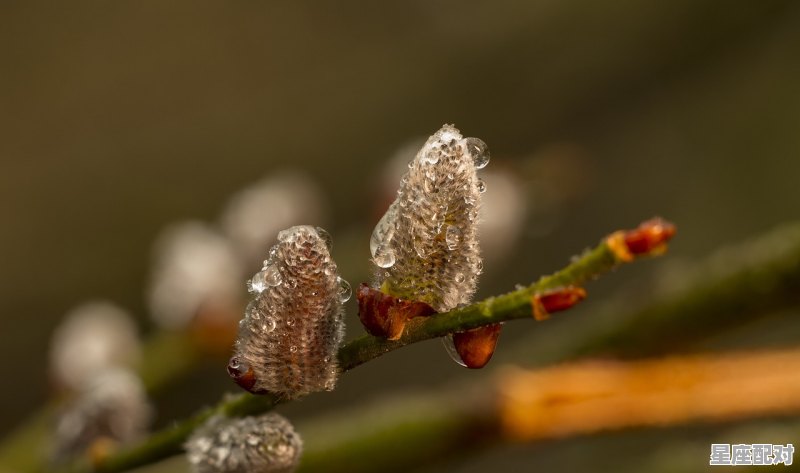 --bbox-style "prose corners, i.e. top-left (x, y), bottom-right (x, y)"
top-left (606, 217), bottom-right (676, 262)
top-left (532, 286), bottom-right (587, 321)
top-left (357, 284), bottom-right (437, 340)
top-left (452, 323), bottom-right (503, 369)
